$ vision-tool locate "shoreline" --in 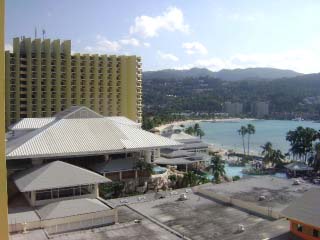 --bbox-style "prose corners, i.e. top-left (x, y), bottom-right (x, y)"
top-left (155, 117), bottom-right (257, 133)
top-left (155, 117), bottom-right (260, 158)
